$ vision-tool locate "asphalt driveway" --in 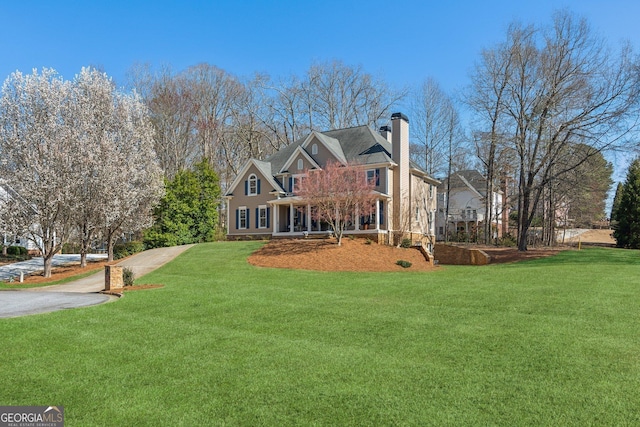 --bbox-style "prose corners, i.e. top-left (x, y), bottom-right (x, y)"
top-left (0, 245), bottom-right (194, 318)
